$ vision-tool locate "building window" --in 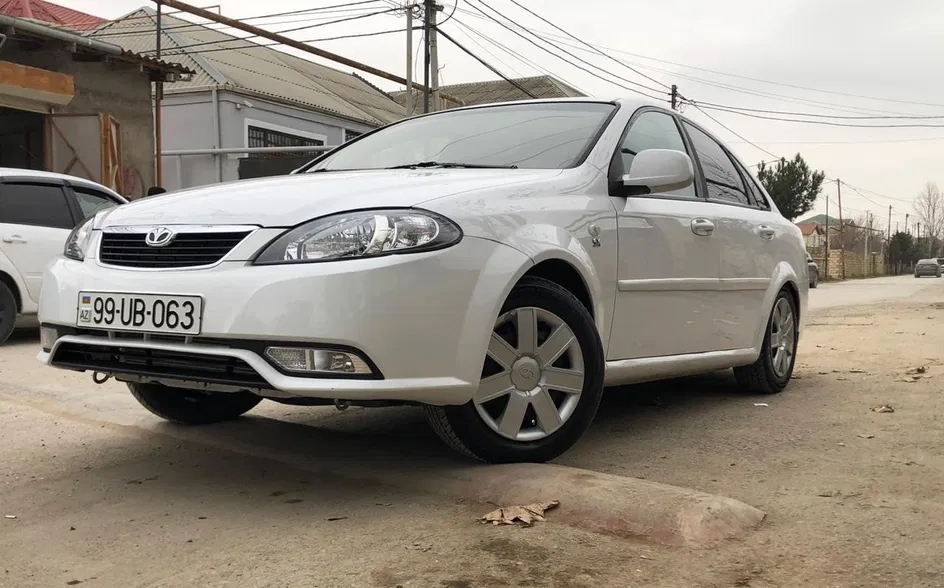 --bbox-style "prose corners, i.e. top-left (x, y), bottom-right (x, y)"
top-left (247, 125), bottom-right (324, 157)
top-left (344, 129), bottom-right (362, 143)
